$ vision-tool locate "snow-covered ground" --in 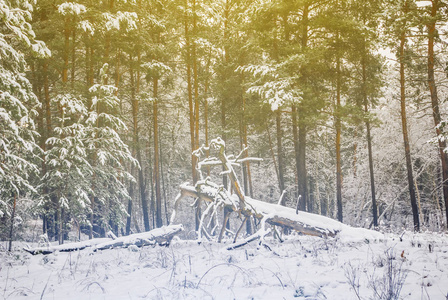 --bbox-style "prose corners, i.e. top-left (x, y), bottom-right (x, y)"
top-left (1, 230), bottom-right (447, 300)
